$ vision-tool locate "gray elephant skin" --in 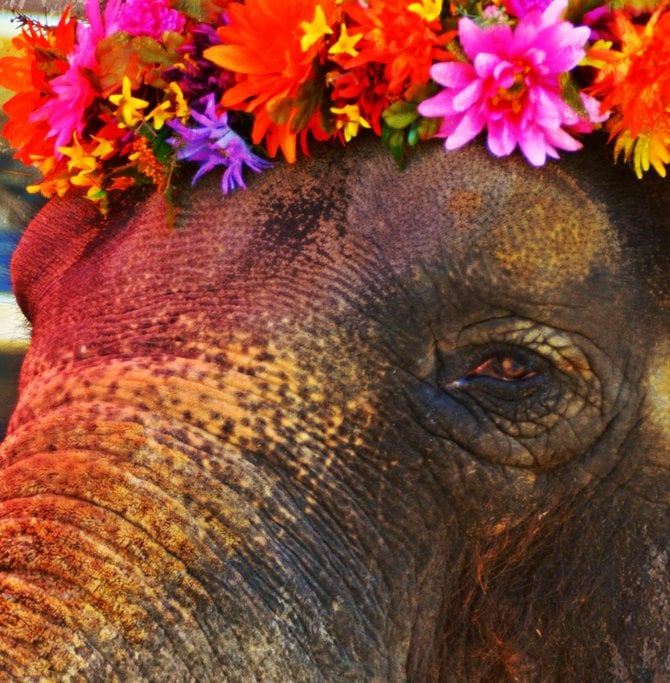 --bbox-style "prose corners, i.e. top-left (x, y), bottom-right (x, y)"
top-left (0, 138), bottom-right (668, 681)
